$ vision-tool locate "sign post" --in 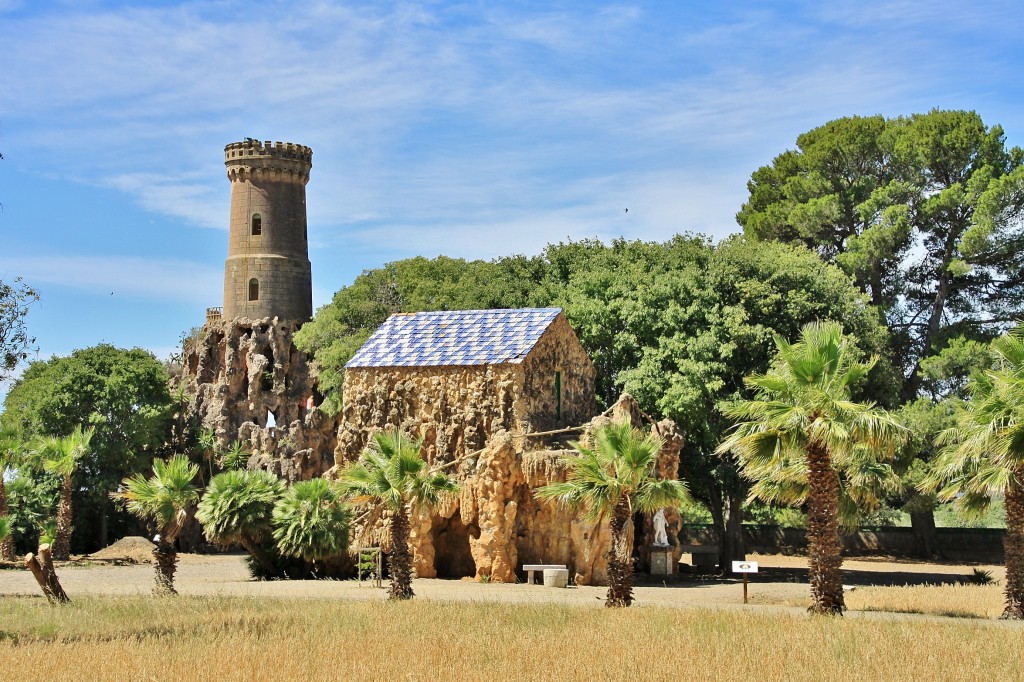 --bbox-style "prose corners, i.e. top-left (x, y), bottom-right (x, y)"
top-left (731, 561), bottom-right (759, 604)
